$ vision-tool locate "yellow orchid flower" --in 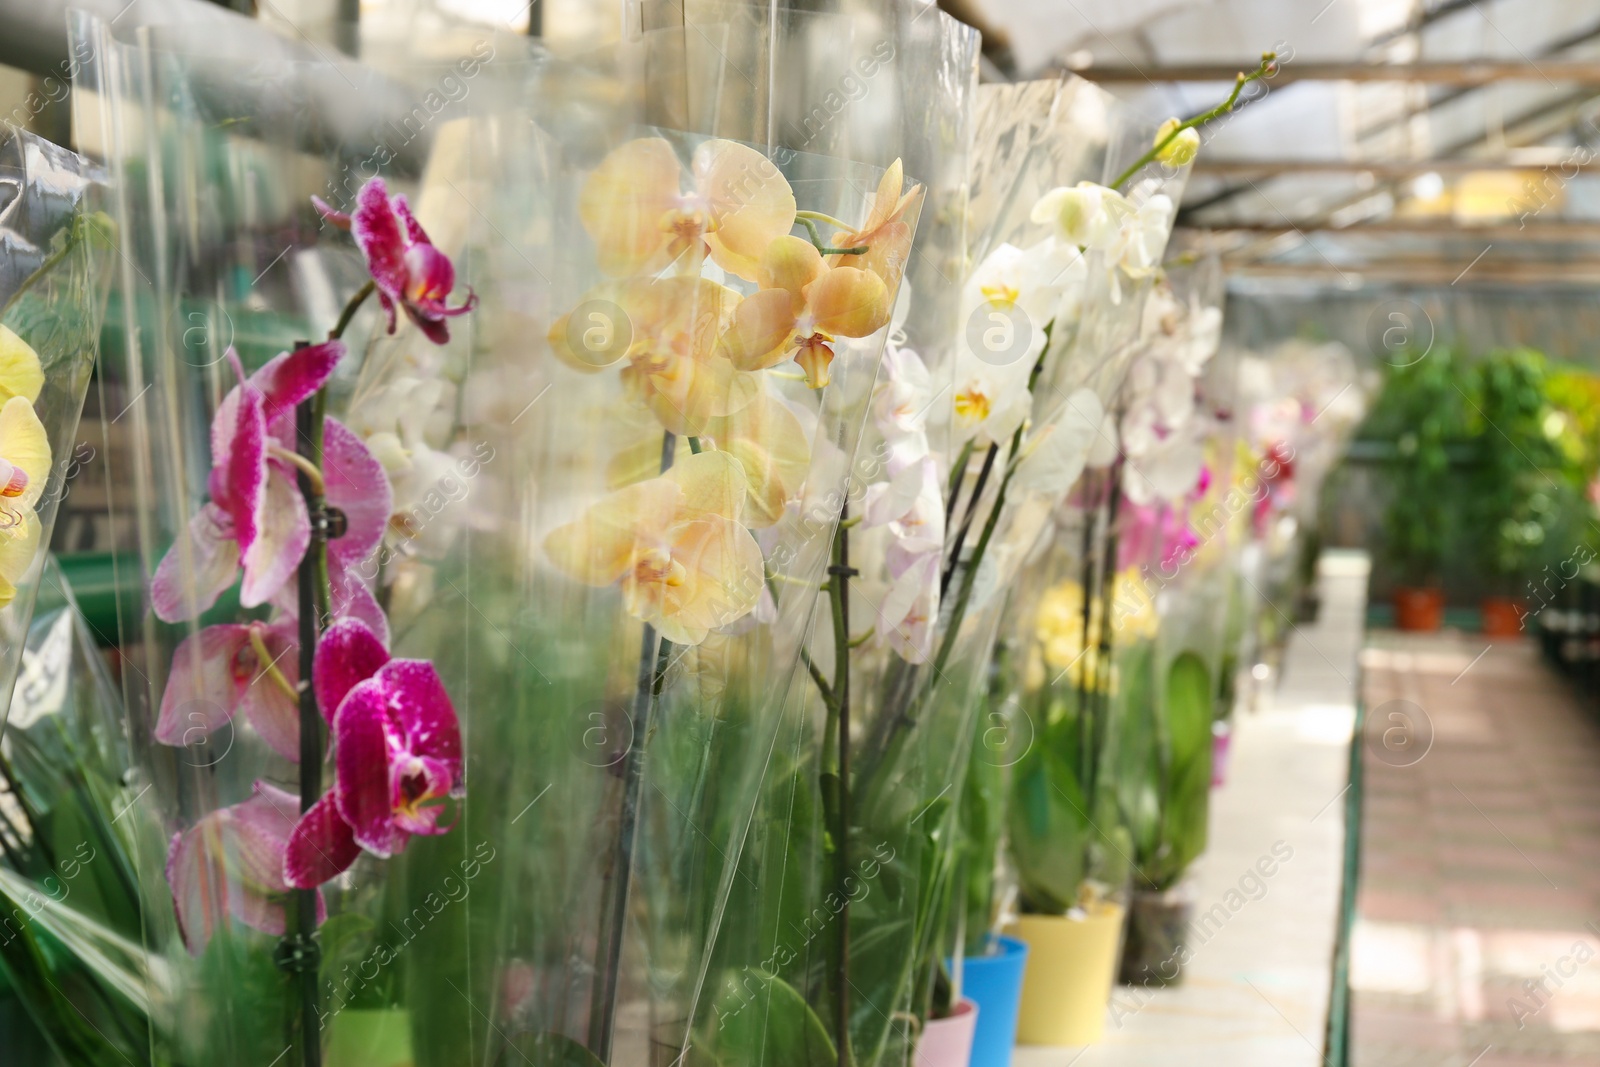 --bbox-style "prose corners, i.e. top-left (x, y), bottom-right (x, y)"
top-left (0, 326), bottom-right (44, 406)
top-left (1035, 579), bottom-right (1093, 679)
top-left (0, 331), bottom-right (50, 607)
top-left (828, 158), bottom-right (924, 294)
top-left (701, 392), bottom-right (811, 528)
top-left (715, 236), bottom-right (889, 389)
top-left (577, 137), bottom-right (797, 281)
top-left (549, 276), bottom-right (758, 435)
top-left (544, 451), bottom-right (764, 645)
top-left (1033, 569), bottom-right (1159, 688)
top-left (0, 393), bottom-right (51, 608)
